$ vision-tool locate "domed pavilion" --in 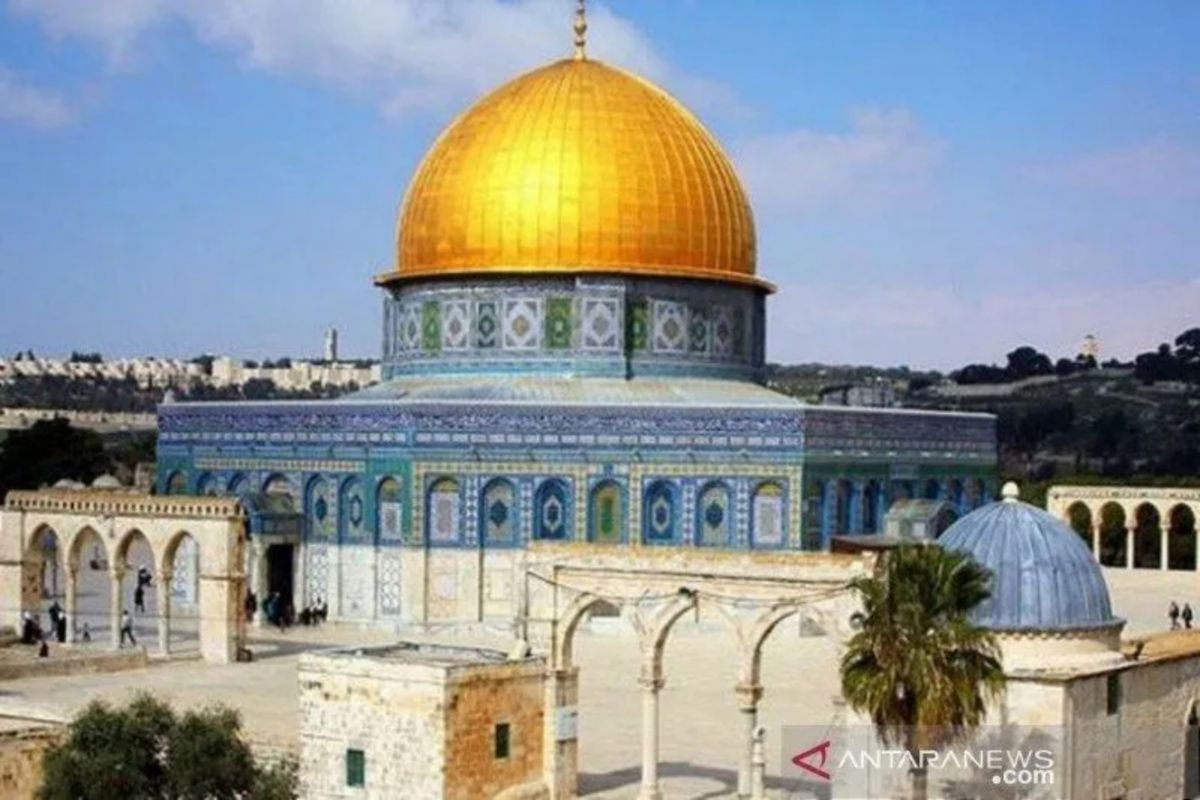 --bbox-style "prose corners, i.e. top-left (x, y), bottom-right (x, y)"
top-left (155, 10), bottom-right (996, 626)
